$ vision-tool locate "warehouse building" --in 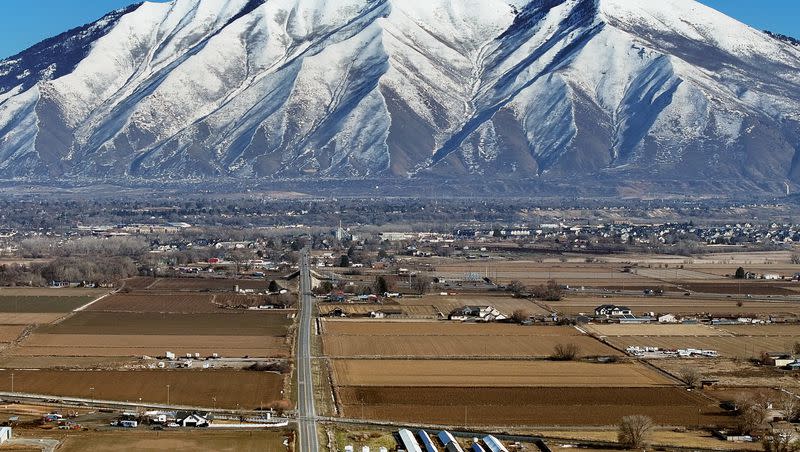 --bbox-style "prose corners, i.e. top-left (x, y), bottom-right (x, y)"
top-left (482, 435), bottom-right (509, 452)
top-left (417, 430), bottom-right (437, 452)
top-left (399, 429), bottom-right (423, 452)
